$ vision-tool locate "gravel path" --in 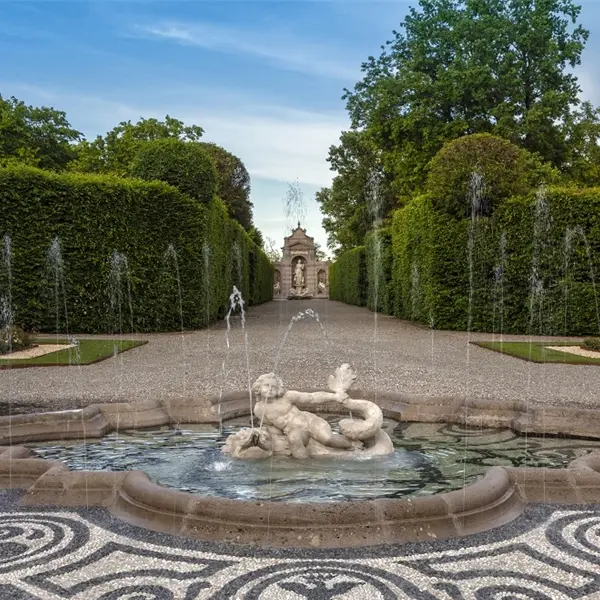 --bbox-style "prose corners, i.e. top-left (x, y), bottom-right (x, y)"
top-left (1, 299), bottom-right (598, 412)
